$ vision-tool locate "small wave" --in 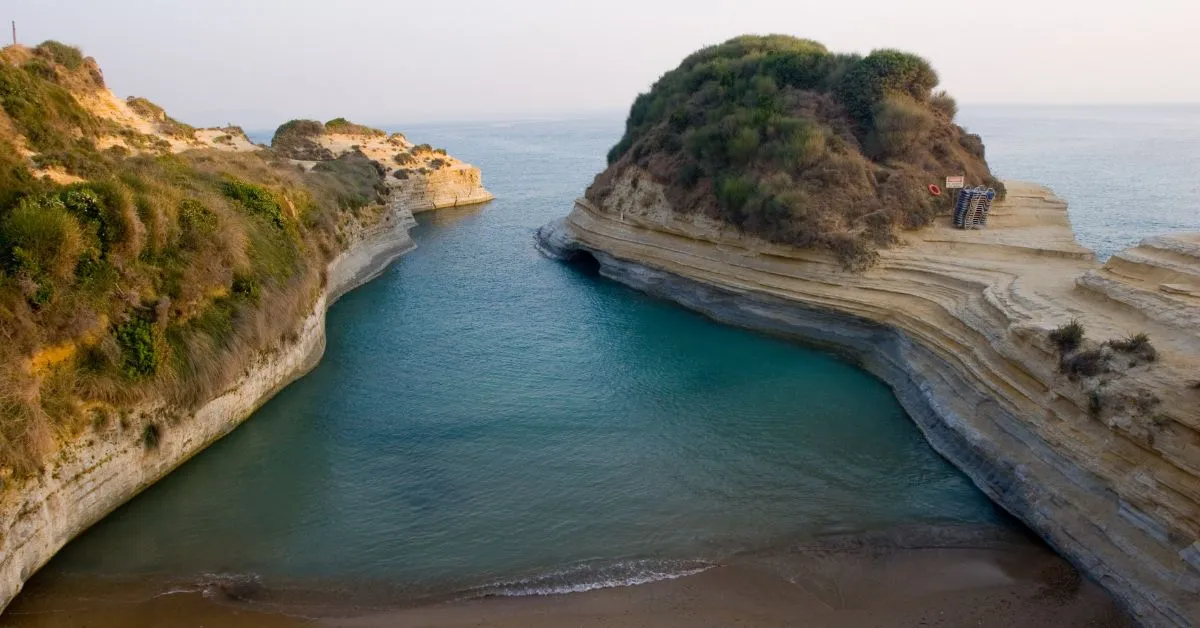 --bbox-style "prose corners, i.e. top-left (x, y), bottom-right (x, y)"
top-left (467, 558), bottom-right (714, 598)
